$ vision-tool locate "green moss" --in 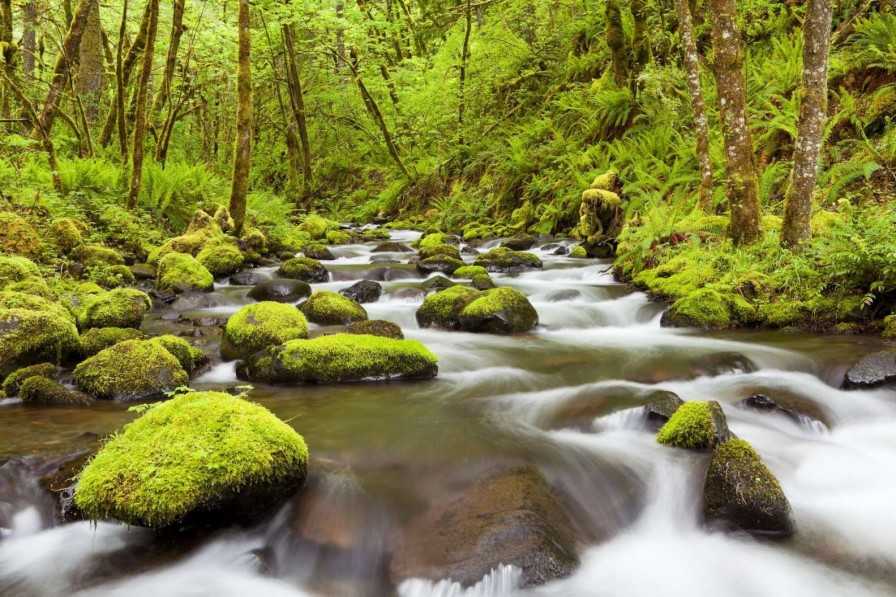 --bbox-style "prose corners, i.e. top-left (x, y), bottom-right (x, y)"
top-left (0, 212), bottom-right (42, 258)
top-left (241, 228), bottom-right (267, 251)
top-left (570, 246), bottom-right (588, 258)
top-left (666, 289), bottom-right (731, 328)
top-left (299, 214), bottom-right (339, 240)
top-left (197, 236), bottom-right (245, 277)
top-left (590, 171), bottom-right (617, 191)
top-left (453, 265), bottom-right (488, 279)
top-left (303, 243), bottom-right (334, 260)
top-left (221, 302), bottom-right (309, 360)
top-left (78, 288), bottom-right (151, 330)
top-left (70, 244), bottom-right (125, 267)
top-left (656, 401), bottom-right (728, 449)
top-left (761, 215), bottom-right (782, 231)
top-left (417, 255), bottom-right (464, 274)
top-left (73, 339), bottom-right (189, 401)
top-left (326, 230), bottom-right (353, 245)
top-left (458, 287), bottom-right (539, 333)
top-left (50, 218), bottom-right (82, 254)
top-left (87, 264), bottom-right (136, 289)
top-left (810, 210), bottom-right (843, 235)
top-left (20, 376), bottom-right (92, 406)
top-left (418, 232), bottom-right (450, 249)
top-left (213, 205), bottom-right (236, 232)
top-left (186, 209), bottom-right (222, 235)
top-left (156, 252), bottom-right (214, 293)
top-left (360, 228), bottom-right (390, 240)
top-left (2, 362), bottom-right (57, 396)
top-left (0, 255), bottom-right (40, 288)
top-left (884, 314), bottom-right (896, 340)
top-left (345, 319), bottom-right (404, 339)
top-left (148, 231), bottom-right (212, 264)
top-left (0, 308), bottom-right (80, 377)
top-left (633, 256), bottom-right (717, 298)
top-left (419, 243), bottom-right (461, 260)
top-left (474, 247), bottom-right (543, 271)
top-left (471, 273), bottom-right (495, 290)
top-left (581, 188), bottom-right (620, 206)
top-left (81, 327), bottom-right (146, 357)
top-left (5, 276), bottom-right (53, 298)
top-left (278, 257), bottom-right (329, 283)
top-left (148, 335), bottom-right (208, 373)
top-left (301, 290), bottom-right (367, 325)
top-left (75, 391), bottom-right (309, 528)
top-left (416, 285), bottom-right (481, 329)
